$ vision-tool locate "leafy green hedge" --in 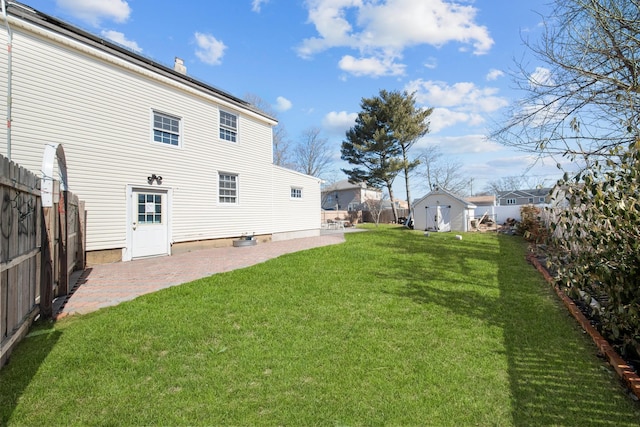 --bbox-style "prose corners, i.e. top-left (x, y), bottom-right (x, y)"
top-left (547, 144), bottom-right (640, 361)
